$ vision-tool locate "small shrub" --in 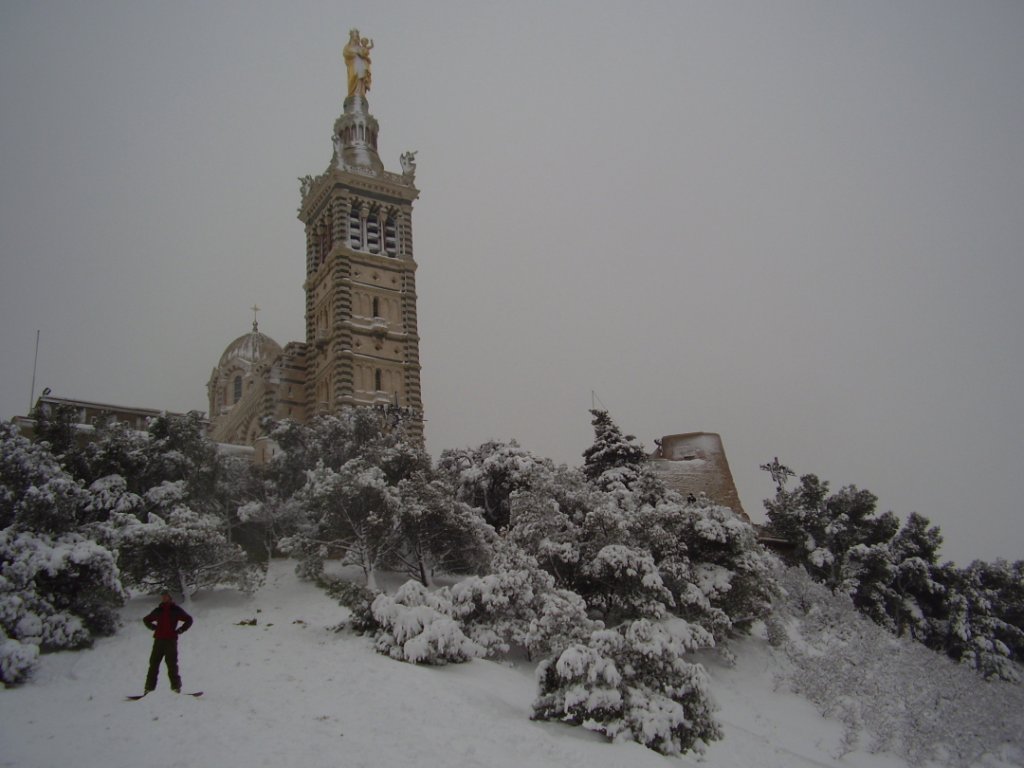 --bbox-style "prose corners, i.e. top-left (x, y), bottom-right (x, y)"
top-left (0, 634), bottom-right (39, 686)
top-left (321, 577), bottom-right (378, 634)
